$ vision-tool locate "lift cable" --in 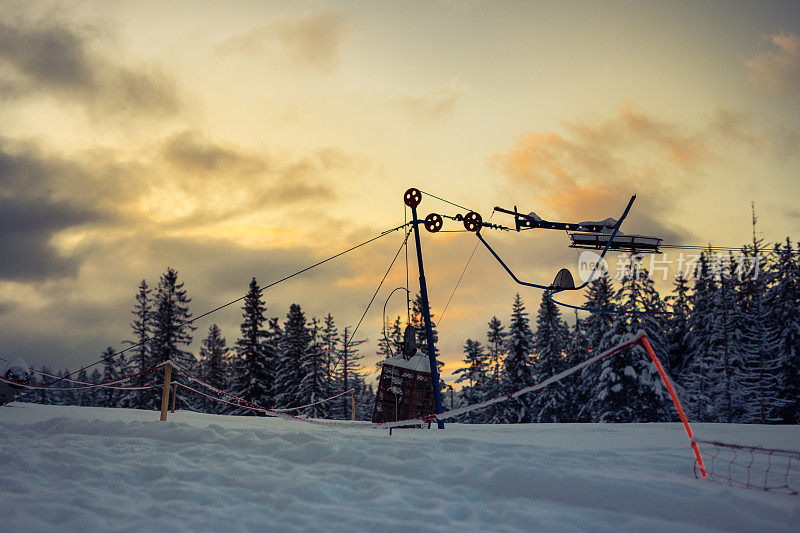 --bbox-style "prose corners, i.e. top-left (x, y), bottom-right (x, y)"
top-left (346, 228), bottom-right (413, 352)
top-left (19, 221), bottom-right (412, 397)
